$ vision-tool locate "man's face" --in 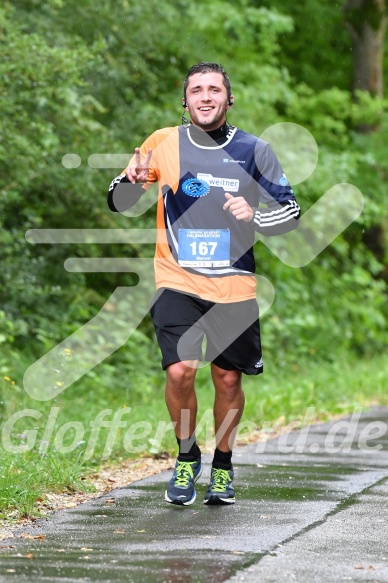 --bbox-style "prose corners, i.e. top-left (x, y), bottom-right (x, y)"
top-left (184, 72), bottom-right (233, 131)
